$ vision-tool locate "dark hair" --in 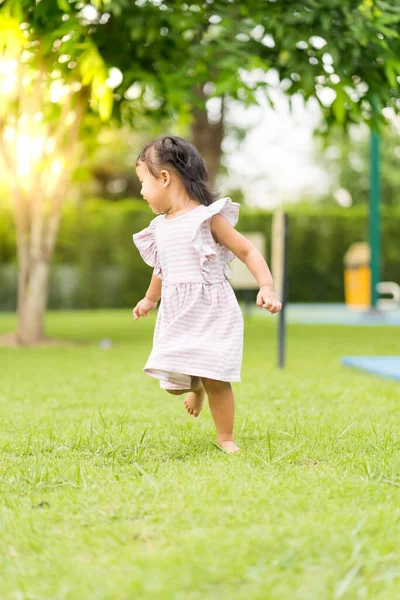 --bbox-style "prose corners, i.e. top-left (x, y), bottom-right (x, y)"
top-left (136, 135), bottom-right (218, 206)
